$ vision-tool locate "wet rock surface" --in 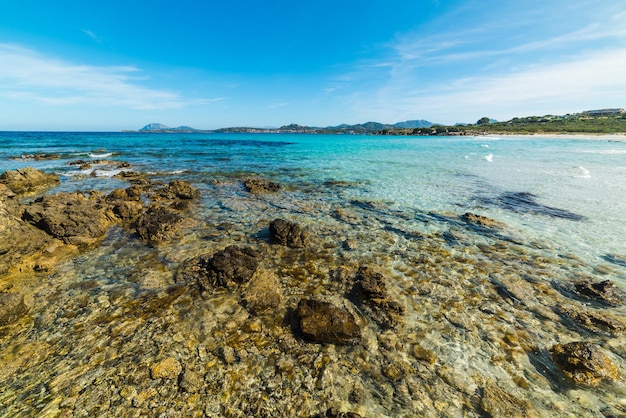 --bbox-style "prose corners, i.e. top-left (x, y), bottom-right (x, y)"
top-left (479, 386), bottom-right (530, 418)
top-left (0, 167), bottom-right (60, 195)
top-left (297, 299), bottom-right (361, 345)
top-left (311, 407), bottom-right (363, 418)
top-left (269, 218), bottom-right (310, 248)
top-left (243, 269), bottom-right (283, 314)
top-left (135, 205), bottom-right (183, 245)
top-left (353, 266), bottom-right (405, 329)
top-left (550, 341), bottom-right (619, 386)
top-left (573, 279), bottom-right (624, 306)
top-left (156, 180), bottom-right (200, 200)
top-left (461, 212), bottom-right (504, 228)
top-left (178, 245), bottom-right (260, 290)
top-left (0, 292), bottom-right (29, 326)
top-left (22, 192), bottom-right (115, 247)
top-left (243, 176), bottom-right (281, 194)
